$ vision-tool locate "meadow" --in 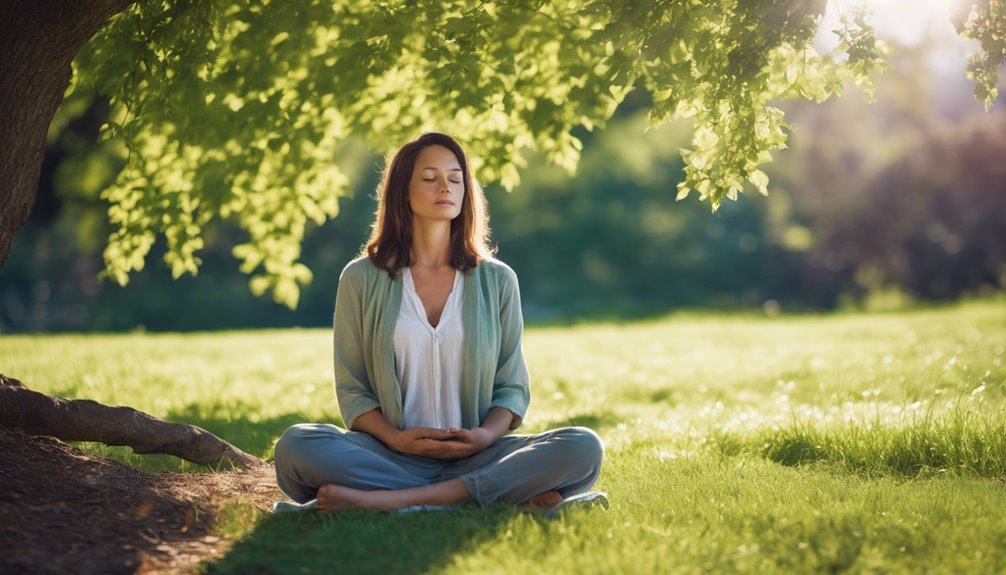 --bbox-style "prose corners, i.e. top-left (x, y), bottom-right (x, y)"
top-left (4, 299), bottom-right (1006, 574)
